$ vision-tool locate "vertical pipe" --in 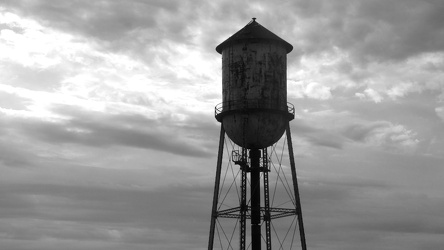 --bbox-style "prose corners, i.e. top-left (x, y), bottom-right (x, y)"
top-left (286, 123), bottom-right (307, 250)
top-left (250, 148), bottom-right (261, 250)
top-left (263, 148), bottom-right (272, 250)
top-left (208, 125), bottom-right (225, 250)
top-left (240, 116), bottom-right (247, 250)
top-left (240, 147), bottom-right (247, 250)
